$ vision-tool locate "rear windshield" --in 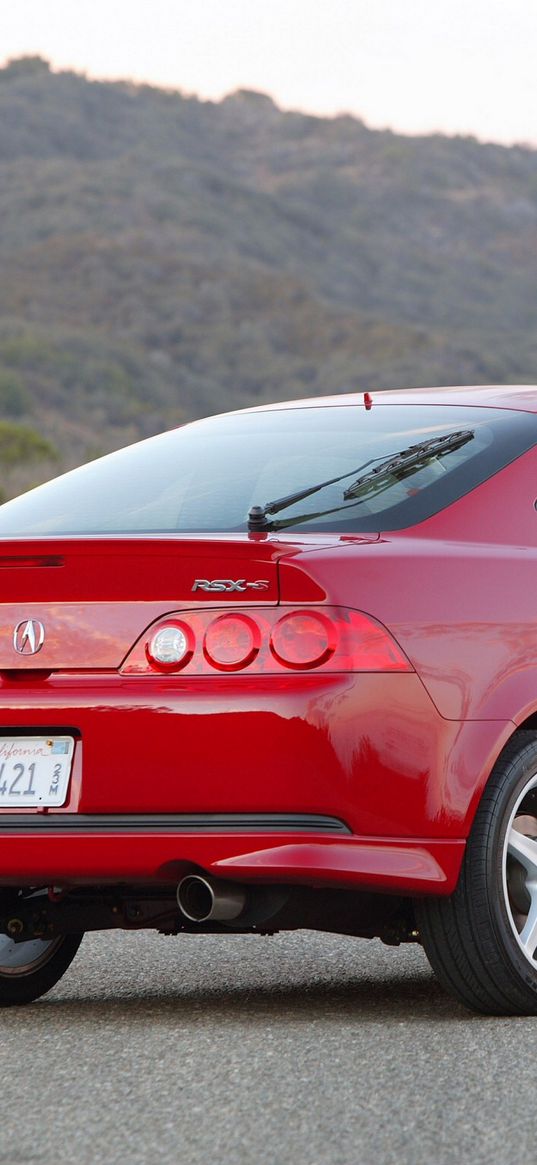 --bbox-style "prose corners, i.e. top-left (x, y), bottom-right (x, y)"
top-left (0, 403), bottom-right (535, 536)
